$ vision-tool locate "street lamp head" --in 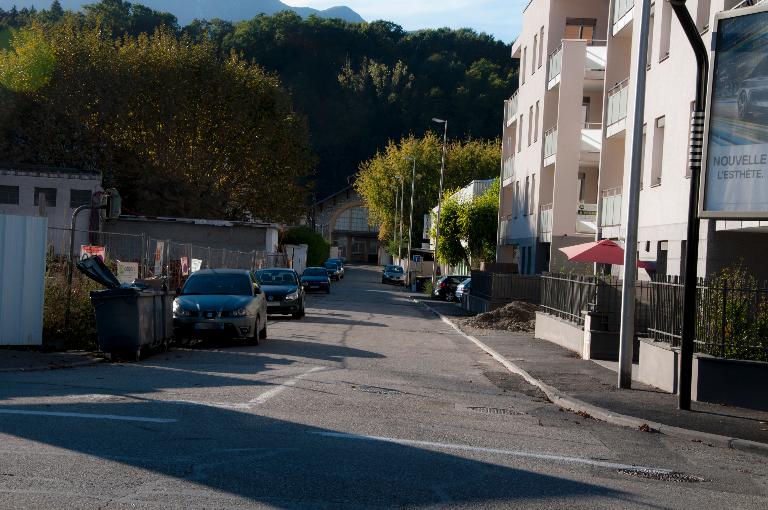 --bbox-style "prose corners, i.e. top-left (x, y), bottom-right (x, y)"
top-left (432, 118), bottom-right (446, 124)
